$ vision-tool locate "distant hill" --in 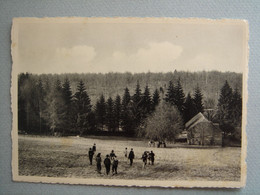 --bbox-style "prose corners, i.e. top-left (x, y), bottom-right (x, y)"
top-left (29, 71), bottom-right (242, 108)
